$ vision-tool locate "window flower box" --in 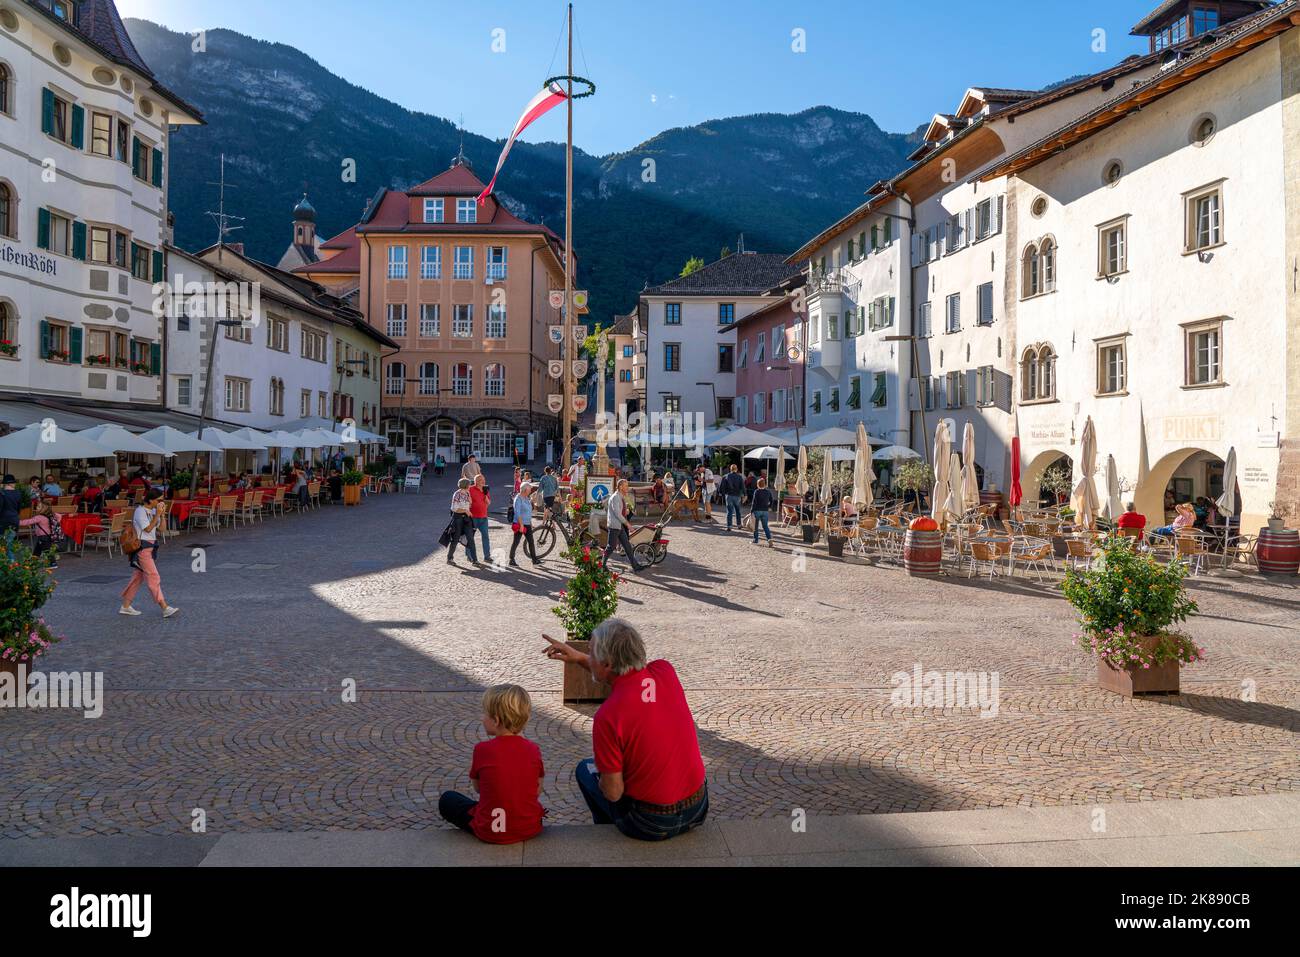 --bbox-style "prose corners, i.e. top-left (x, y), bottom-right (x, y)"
top-left (45, 349), bottom-right (70, 362)
top-left (86, 354), bottom-right (111, 367)
top-left (0, 341), bottom-right (17, 358)
top-left (131, 361), bottom-right (151, 375)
